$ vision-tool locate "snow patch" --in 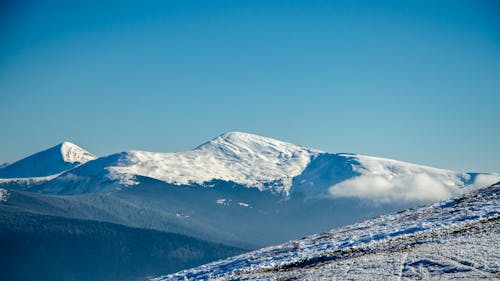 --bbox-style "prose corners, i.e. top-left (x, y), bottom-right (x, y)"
top-left (175, 213), bottom-right (190, 218)
top-left (0, 188), bottom-right (9, 202)
top-left (216, 199), bottom-right (229, 205)
top-left (0, 173), bottom-right (60, 185)
top-left (60, 142), bottom-right (96, 163)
